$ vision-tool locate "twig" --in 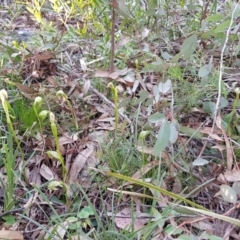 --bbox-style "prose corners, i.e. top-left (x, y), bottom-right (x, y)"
top-left (200, 1), bottom-right (210, 25)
